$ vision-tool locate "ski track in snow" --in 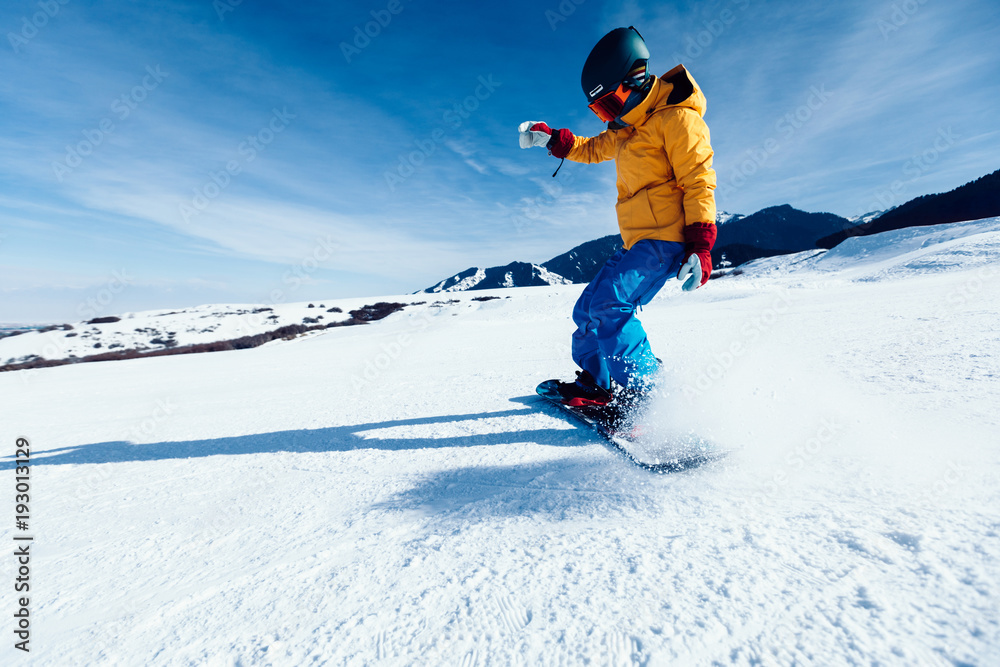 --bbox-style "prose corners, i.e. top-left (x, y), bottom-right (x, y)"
top-left (1, 218), bottom-right (999, 665)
